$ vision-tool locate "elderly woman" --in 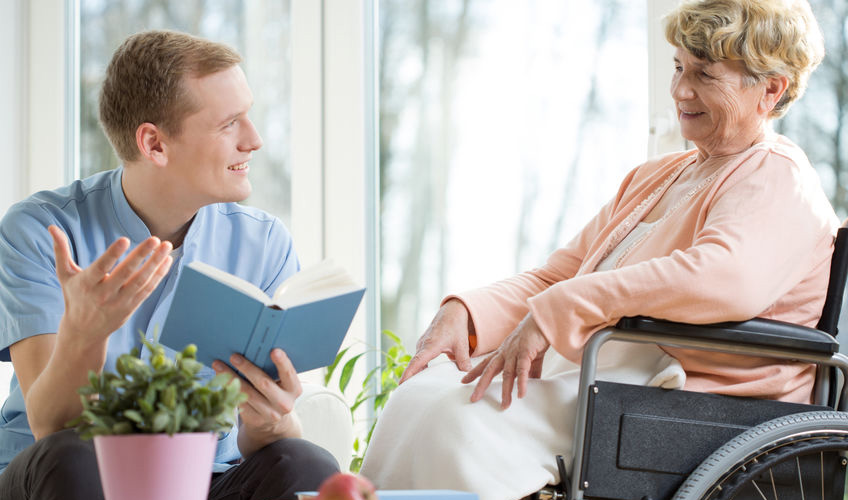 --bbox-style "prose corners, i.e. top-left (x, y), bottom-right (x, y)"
top-left (360, 0), bottom-right (838, 498)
